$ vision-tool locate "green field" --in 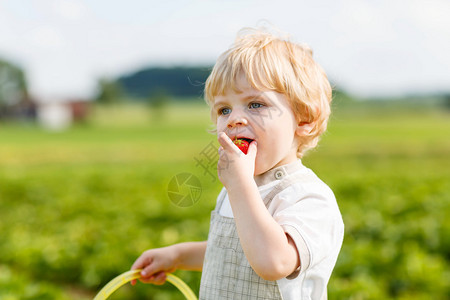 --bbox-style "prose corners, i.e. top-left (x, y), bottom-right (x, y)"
top-left (0, 100), bottom-right (449, 299)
